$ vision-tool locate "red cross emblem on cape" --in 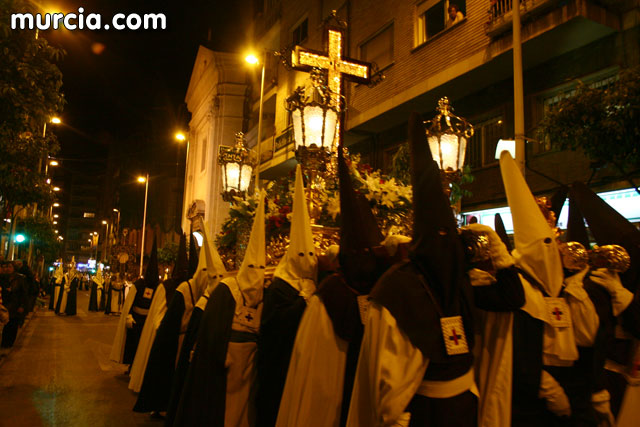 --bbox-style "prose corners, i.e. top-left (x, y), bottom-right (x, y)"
top-left (544, 297), bottom-right (572, 328)
top-left (143, 287), bottom-right (154, 299)
top-left (440, 315), bottom-right (469, 356)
